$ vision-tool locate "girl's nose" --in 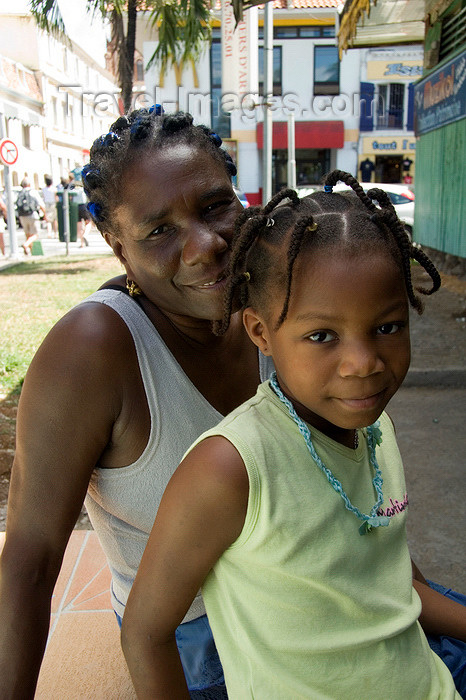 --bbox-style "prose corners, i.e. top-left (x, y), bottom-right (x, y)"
top-left (338, 341), bottom-right (385, 378)
top-left (181, 223), bottom-right (229, 266)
